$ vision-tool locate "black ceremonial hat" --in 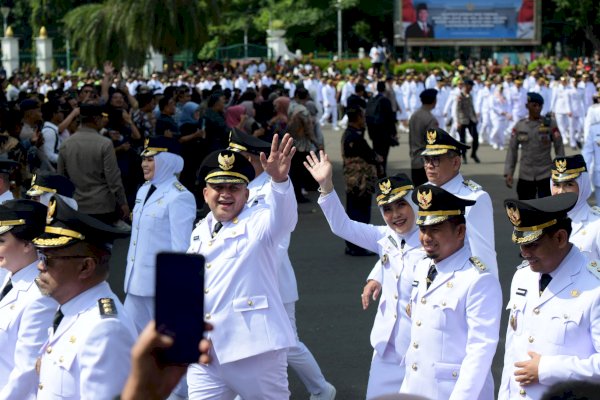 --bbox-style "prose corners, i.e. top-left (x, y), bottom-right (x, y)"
top-left (412, 184), bottom-right (475, 226)
top-left (200, 149), bottom-right (255, 185)
top-left (0, 200), bottom-right (47, 240)
top-left (141, 136), bottom-right (182, 157)
top-left (27, 173), bottom-right (76, 198)
top-left (420, 128), bottom-right (470, 156)
top-left (375, 174), bottom-right (414, 206)
top-left (228, 129), bottom-right (271, 156)
top-left (551, 154), bottom-right (587, 183)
